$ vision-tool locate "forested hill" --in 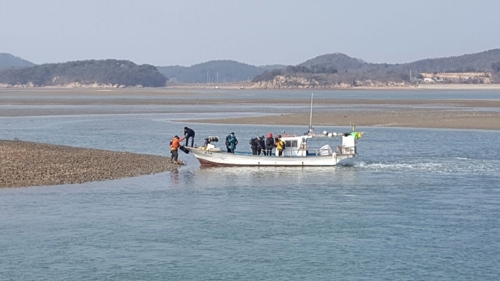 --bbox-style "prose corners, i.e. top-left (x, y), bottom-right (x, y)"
top-left (299, 53), bottom-right (366, 70)
top-left (157, 60), bottom-right (269, 83)
top-left (297, 49), bottom-right (500, 73)
top-left (402, 49), bottom-right (500, 72)
top-left (0, 59), bottom-right (167, 87)
top-left (0, 53), bottom-right (35, 70)
top-left (252, 49), bottom-right (500, 86)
